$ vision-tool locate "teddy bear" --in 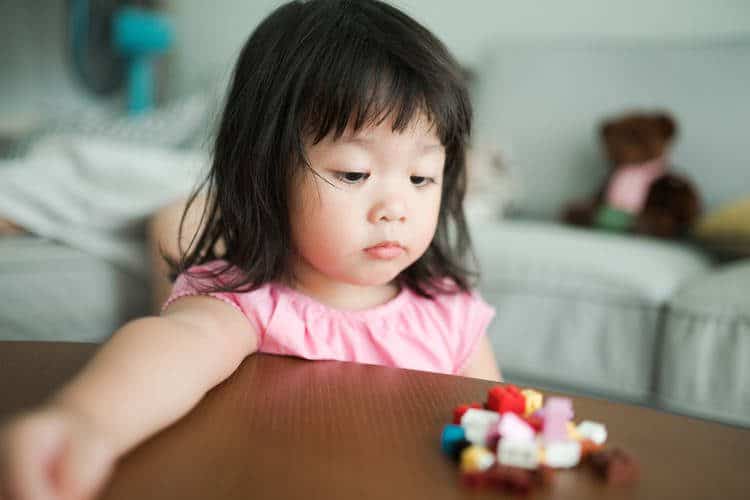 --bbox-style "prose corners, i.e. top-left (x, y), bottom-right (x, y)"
top-left (562, 111), bottom-right (702, 238)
